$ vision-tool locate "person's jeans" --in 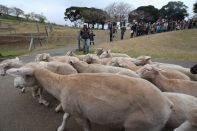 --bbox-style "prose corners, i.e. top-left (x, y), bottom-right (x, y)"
top-left (83, 39), bottom-right (89, 54)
